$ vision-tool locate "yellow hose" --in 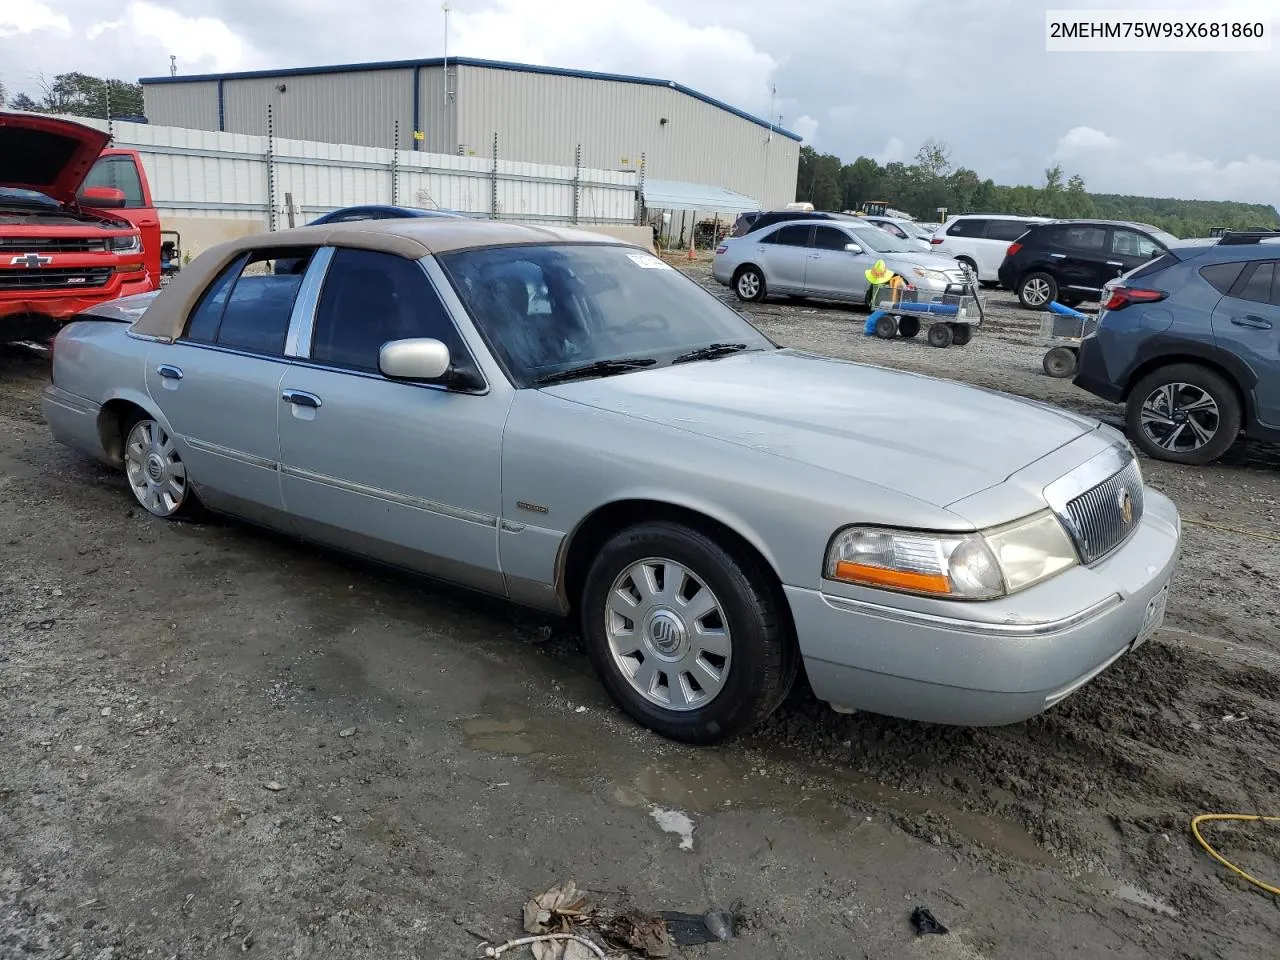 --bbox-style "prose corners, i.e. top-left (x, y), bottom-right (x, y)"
top-left (1181, 518), bottom-right (1280, 543)
top-left (1190, 814), bottom-right (1280, 896)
